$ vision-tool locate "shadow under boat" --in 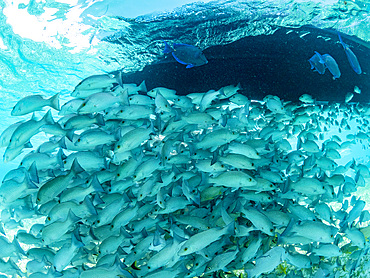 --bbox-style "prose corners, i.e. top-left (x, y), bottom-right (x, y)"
top-left (117, 25), bottom-right (370, 103)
